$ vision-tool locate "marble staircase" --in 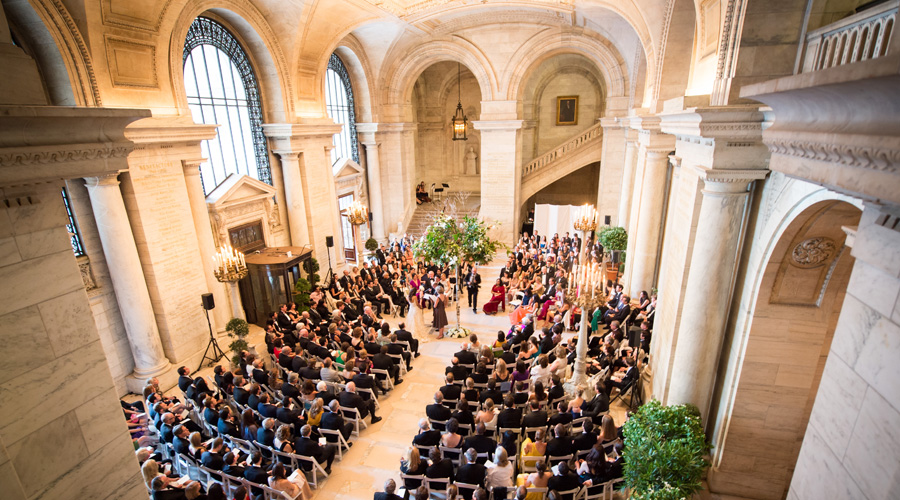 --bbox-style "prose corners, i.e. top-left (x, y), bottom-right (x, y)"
top-left (404, 197), bottom-right (481, 237)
